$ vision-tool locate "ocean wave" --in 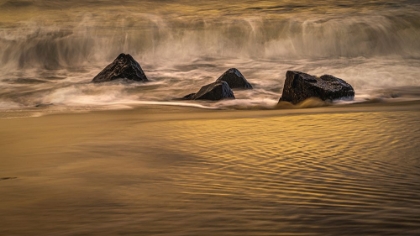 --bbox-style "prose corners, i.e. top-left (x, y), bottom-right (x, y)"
top-left (1, 3), bottom-right (420, 72)
top-left (1, 1), bottom-right (420, 113)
